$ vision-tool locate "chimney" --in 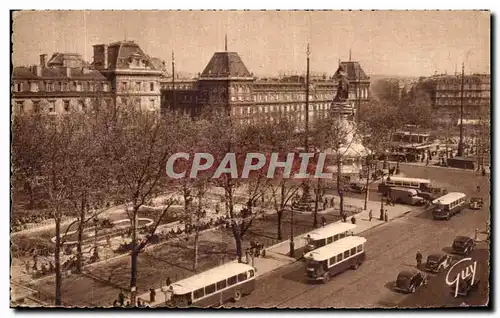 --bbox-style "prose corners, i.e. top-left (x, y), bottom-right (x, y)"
top-left (32, 65), bottom-right (42, 77)
top-left (40, 54), bottom-right (47, 68)
top-left (103, 44), bottom-right (108, 69)
top-left (92, 44), bottom-right (108, 69)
